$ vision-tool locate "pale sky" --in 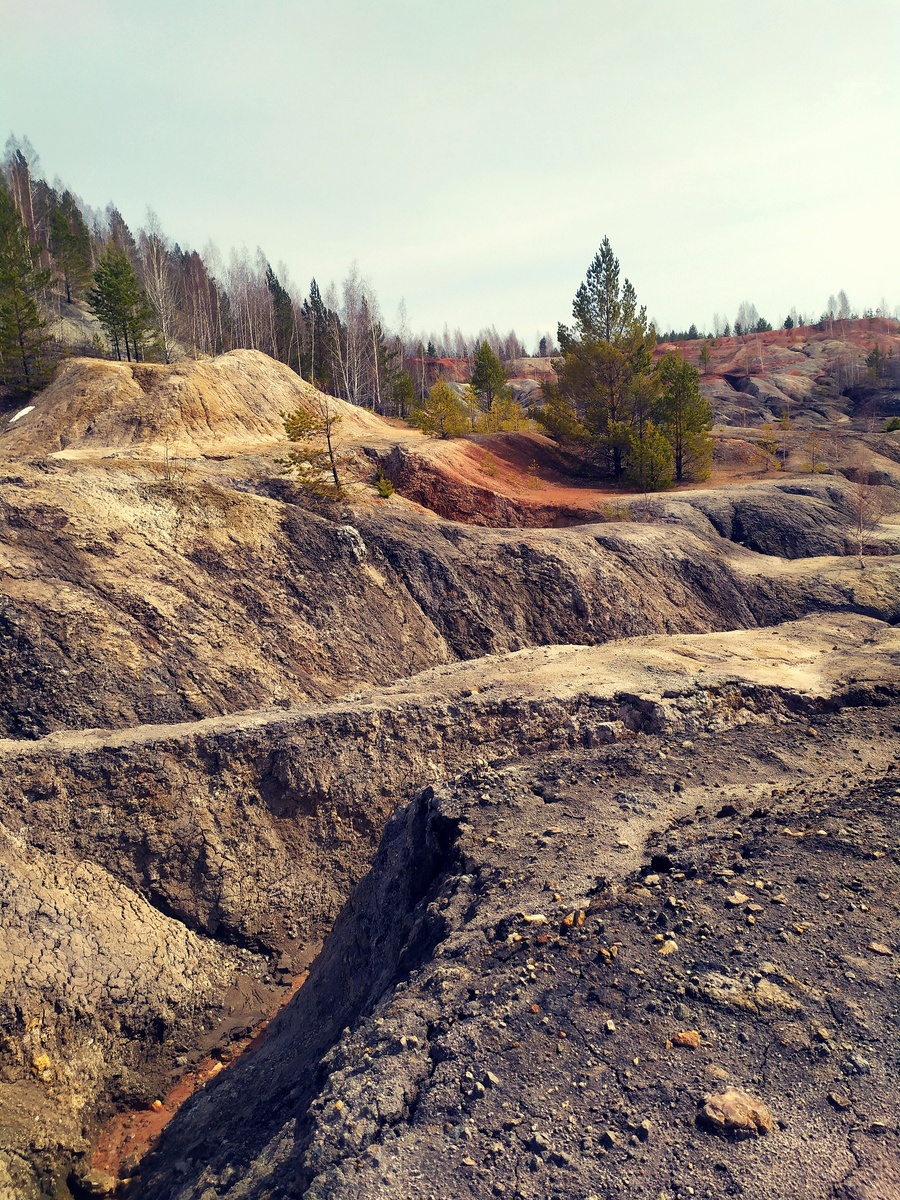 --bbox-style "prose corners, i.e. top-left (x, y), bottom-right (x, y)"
top-left (2, 0), bottom-right (898, 343)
